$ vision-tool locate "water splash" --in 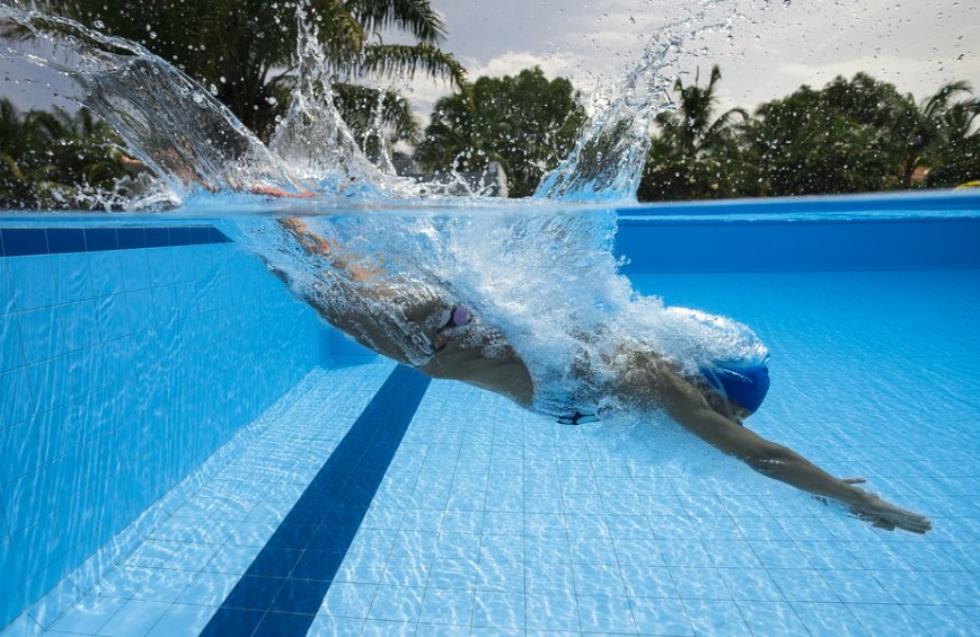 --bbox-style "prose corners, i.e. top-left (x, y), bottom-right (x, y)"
top-left (267, 0), bottom-right (384, 196)
top-left (1, 1), bottom-right (770, 417)
top-left (535, 1), bottom-right (738, 202)
top-left (226, 206), bottom-right (767, 418)
top-left (0, 5), bottom-right (302, 202)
